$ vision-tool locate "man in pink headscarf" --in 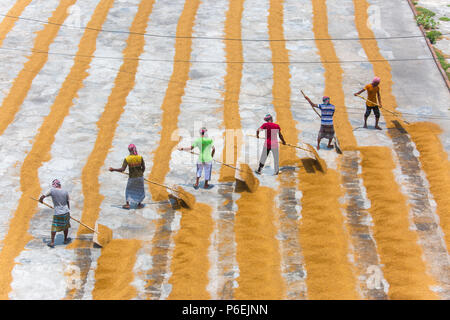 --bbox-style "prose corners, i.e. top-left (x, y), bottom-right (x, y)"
top-left (109, 144), bottom-right (146, 209)
top-left (39, 179), bottom-right (71, 248)
top-left (354, 77), bottom-right (383, 130)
